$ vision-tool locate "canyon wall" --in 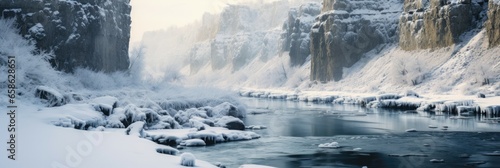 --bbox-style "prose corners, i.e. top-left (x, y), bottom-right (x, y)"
top-left (1, 0), bottom-right (131, 72)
